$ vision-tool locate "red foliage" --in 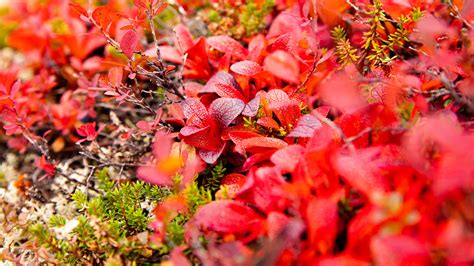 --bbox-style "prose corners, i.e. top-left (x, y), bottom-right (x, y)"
top-left (1, 0), bottom-right (474, 264)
